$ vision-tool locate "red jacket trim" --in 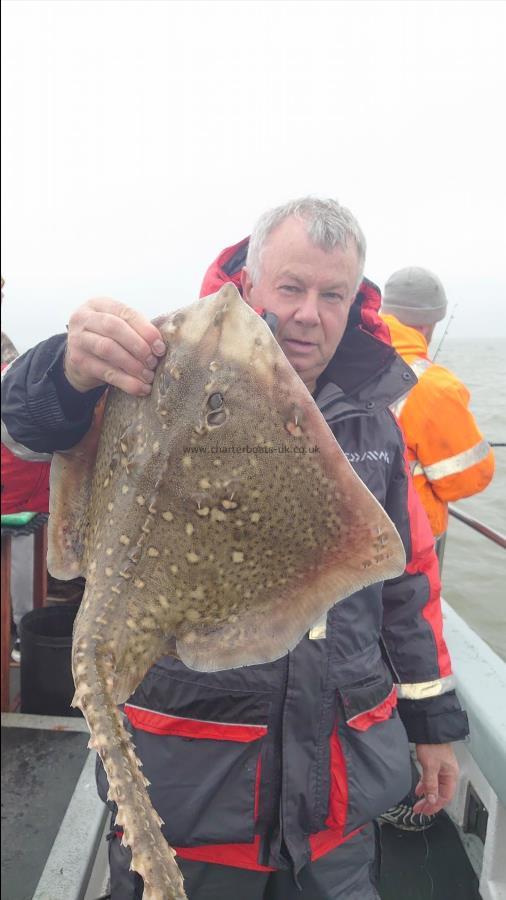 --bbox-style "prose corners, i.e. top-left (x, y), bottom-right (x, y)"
top-left (346, 685), bottom-right (398, 732)
top-left (400, 440), bottom-right (452, 677)
top-left (124, 704), bottom-right (268, 743)
top-left (325, 728), bottom-right (348, 833)
top-left (0, 441), bottom-right (50, 515)
top-left (114, 826), bottom-right (363, 871)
